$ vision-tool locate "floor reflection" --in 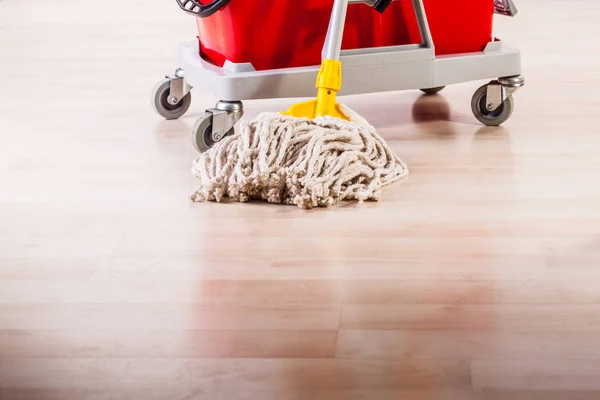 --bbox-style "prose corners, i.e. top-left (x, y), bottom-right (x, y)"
top-left (411, 93), bottom-right (451, 123)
